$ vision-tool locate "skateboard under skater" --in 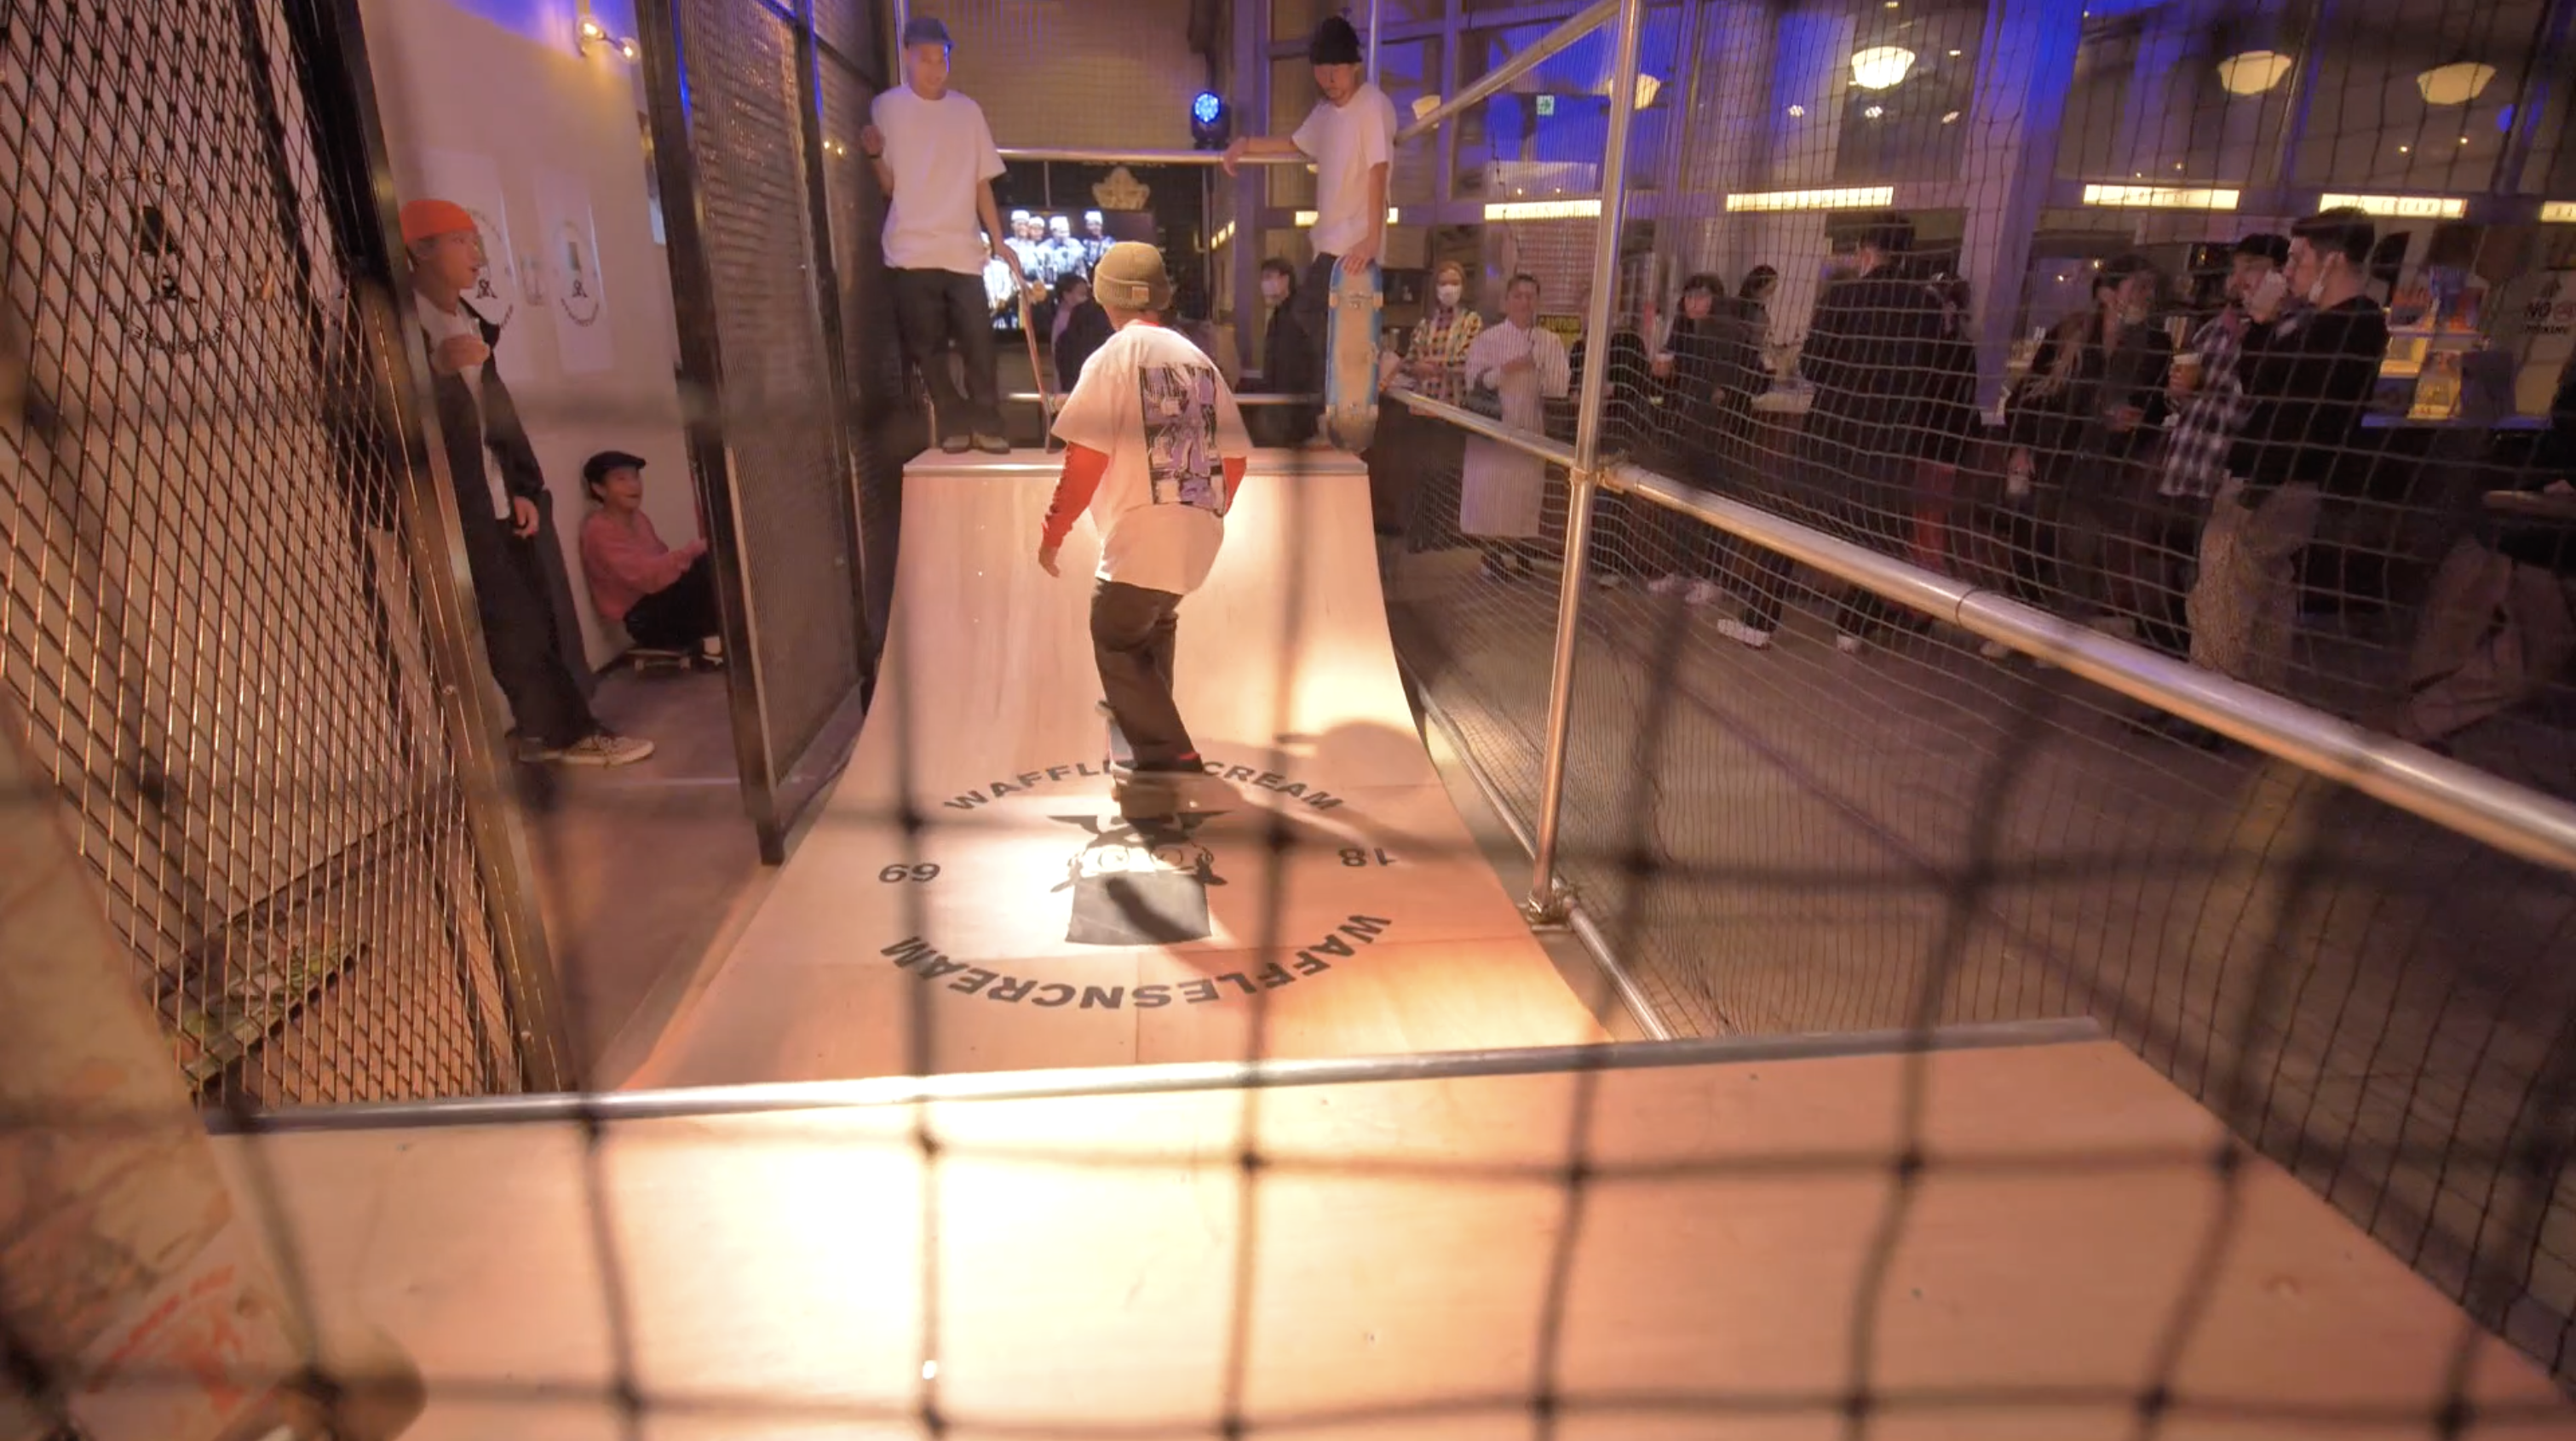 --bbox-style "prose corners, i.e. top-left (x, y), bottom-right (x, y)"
top-left (1107, 711), bottom-right (1222, 824)
top-left (1322, 259), bottom-right (1383, 452)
